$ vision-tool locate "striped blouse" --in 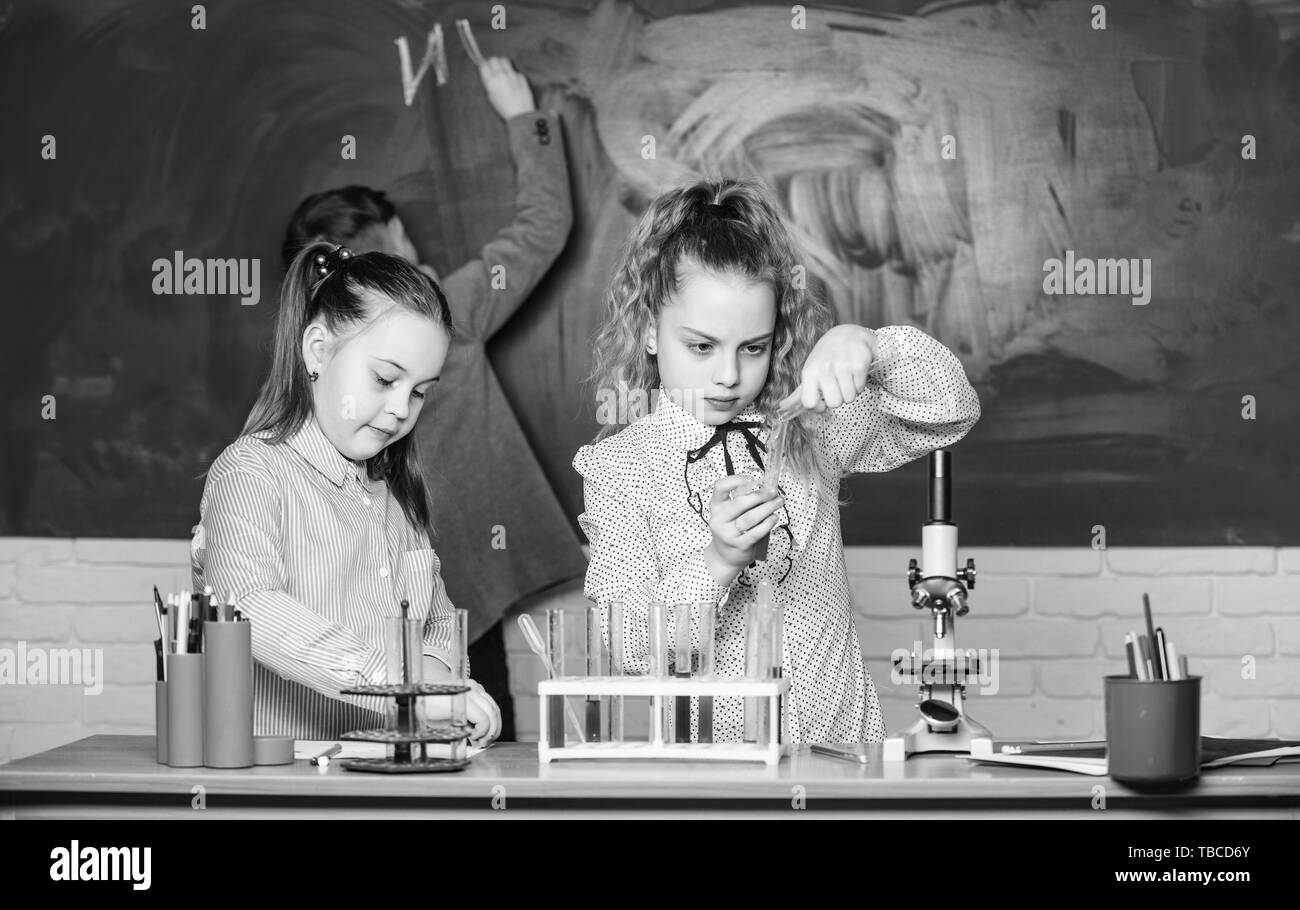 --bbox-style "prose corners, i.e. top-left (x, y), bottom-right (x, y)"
top-left (191, 414), bottom-right (459, 738)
